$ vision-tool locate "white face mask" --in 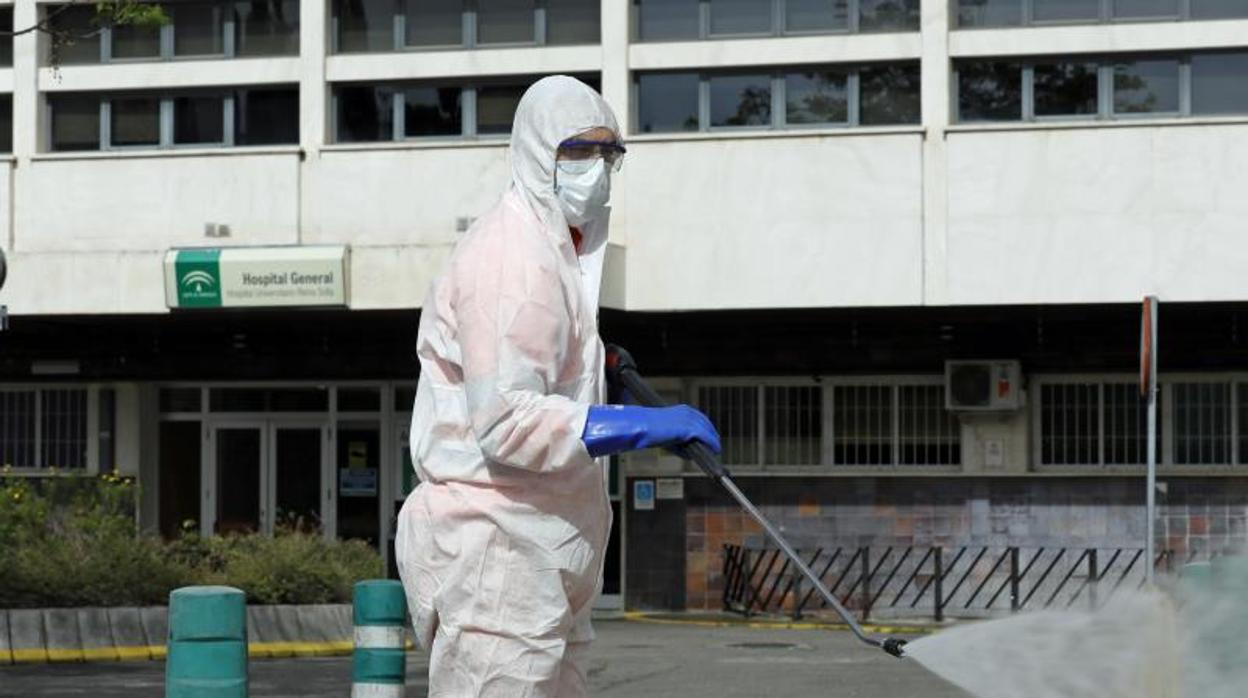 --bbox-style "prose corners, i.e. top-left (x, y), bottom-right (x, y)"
top-left (554, 158), bottom-right (610, 227)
